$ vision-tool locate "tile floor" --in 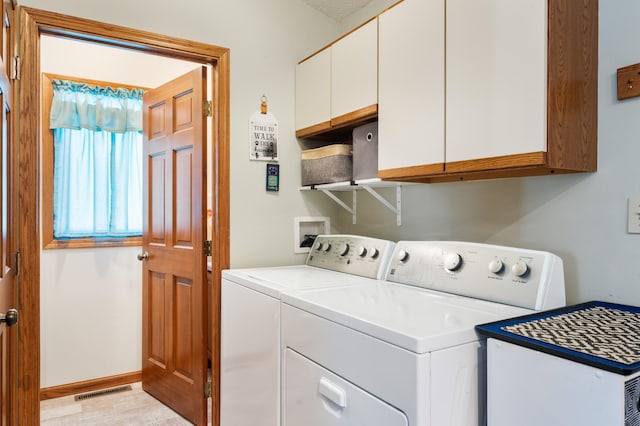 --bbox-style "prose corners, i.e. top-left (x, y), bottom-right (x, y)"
top-left (40, 382), bottom-right (212, 425)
